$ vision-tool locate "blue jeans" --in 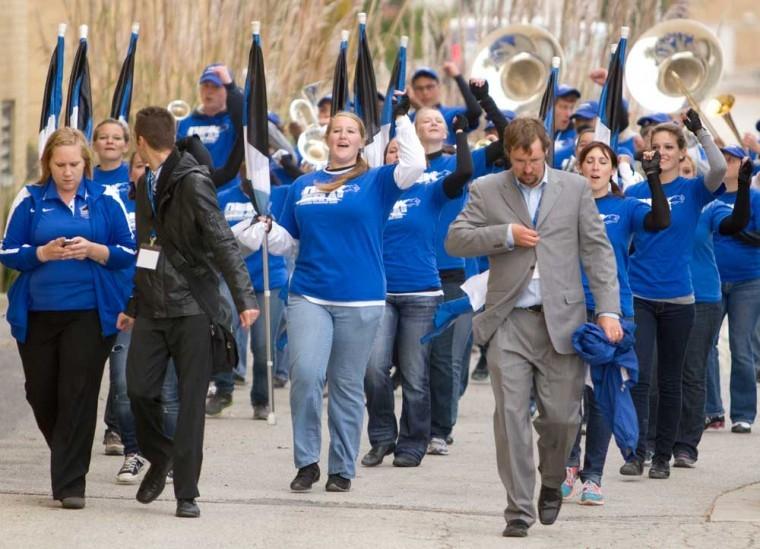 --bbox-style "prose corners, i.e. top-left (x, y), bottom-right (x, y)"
top-left (719, 279), bottom-right (760, 423)
top-left (212, 282), bottom-right (249, 396)
top-left (288, 295), bottom-right (384, 478)
top-left (704, 341), bottom-right (722, 417)
top-left (249, 290), bottom-right (286, 406)
top-left (112, 331), bottom-right (179, 454)
top-left (430, 277), bottom-right (473, 439)
top-left (365, 294), bottom-right (440, 461)
top-left (630, 298), bottom-right (695, 462)
top-left (674, 301), bottom-right (723, 459)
